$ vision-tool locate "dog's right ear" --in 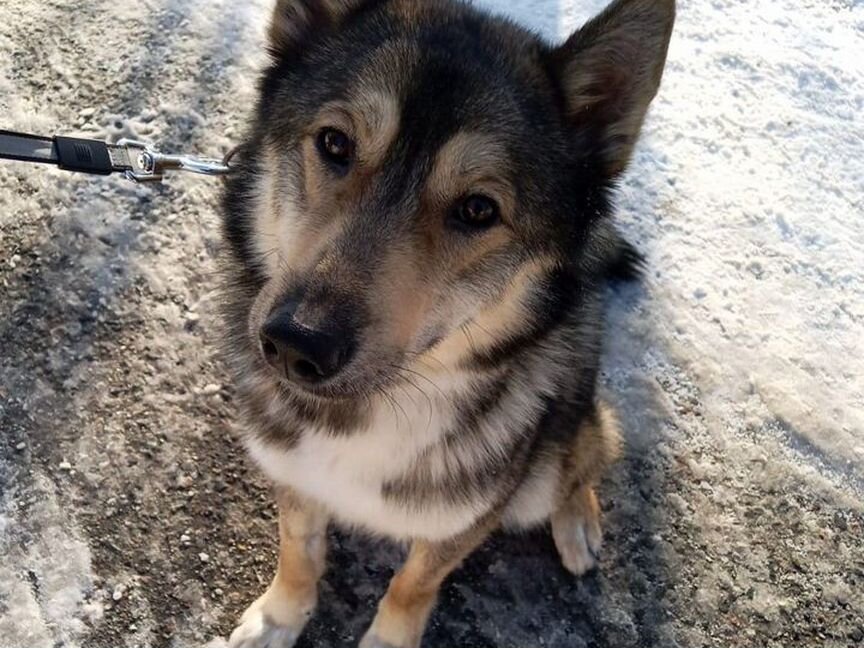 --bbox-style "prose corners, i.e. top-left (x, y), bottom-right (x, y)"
top-left (268, 0), bottom-right (364, 58)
